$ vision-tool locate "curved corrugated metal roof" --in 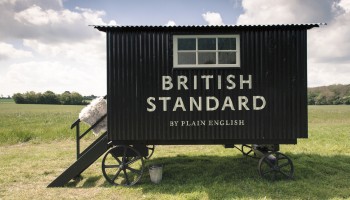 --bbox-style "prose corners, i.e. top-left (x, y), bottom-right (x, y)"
top-left (92, 23), bottom-right (325, 32)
